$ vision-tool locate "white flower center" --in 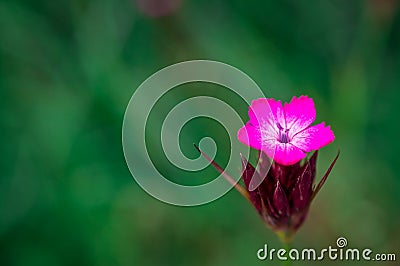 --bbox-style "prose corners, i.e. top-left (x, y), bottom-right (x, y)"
top-left (277, 123), bottom-right (290, 144)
